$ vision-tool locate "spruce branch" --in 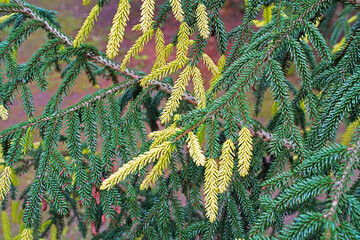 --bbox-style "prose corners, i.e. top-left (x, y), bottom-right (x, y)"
top-left (0, 80), bottom-right (137, 138)
top-left (323, 143), bottom-right (359, 220)
top-left (11, 0), bottom-right (196, 104)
